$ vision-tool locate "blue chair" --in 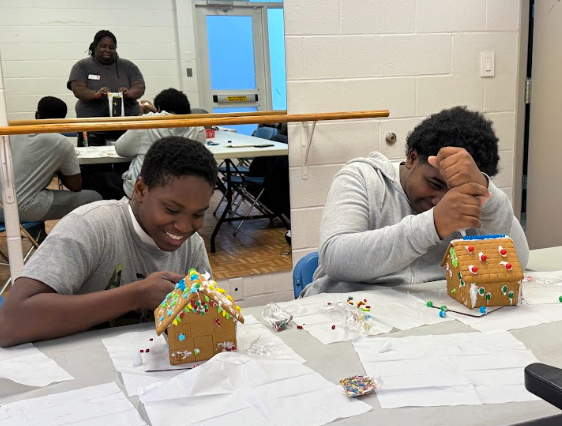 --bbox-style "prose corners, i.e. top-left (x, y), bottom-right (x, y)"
top-left (253, 126), bottom-right (278, 140)
top-left (292, 252), bottom-right (319, 298)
